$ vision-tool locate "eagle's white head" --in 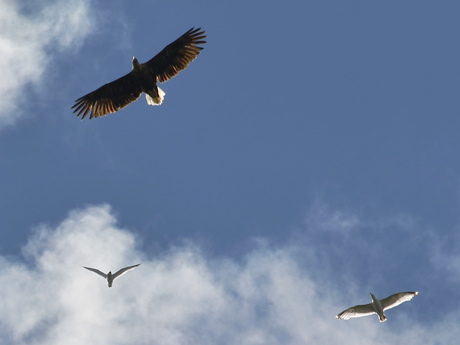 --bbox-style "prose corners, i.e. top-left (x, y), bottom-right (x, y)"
top-left (132, 56), bottom-right (141, 70)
